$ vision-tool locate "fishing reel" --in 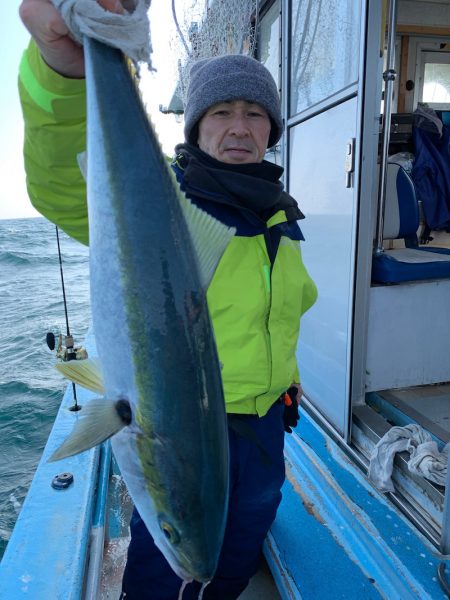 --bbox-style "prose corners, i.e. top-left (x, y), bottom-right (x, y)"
top-left (46, 332), bottom-right (88, 362)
